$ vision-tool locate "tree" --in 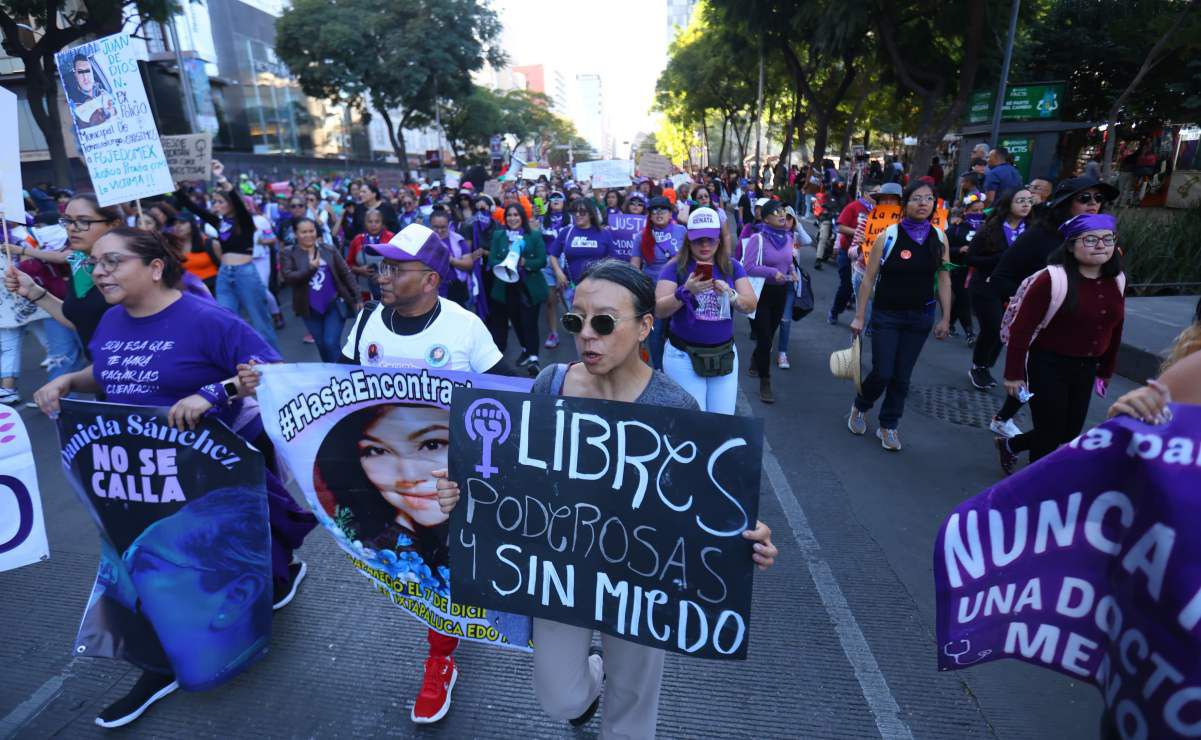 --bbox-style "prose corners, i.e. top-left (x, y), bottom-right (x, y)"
top-left (0, 0), bottom-right (172, 185)
top-left (275, 0), bottom-right (504, 174)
